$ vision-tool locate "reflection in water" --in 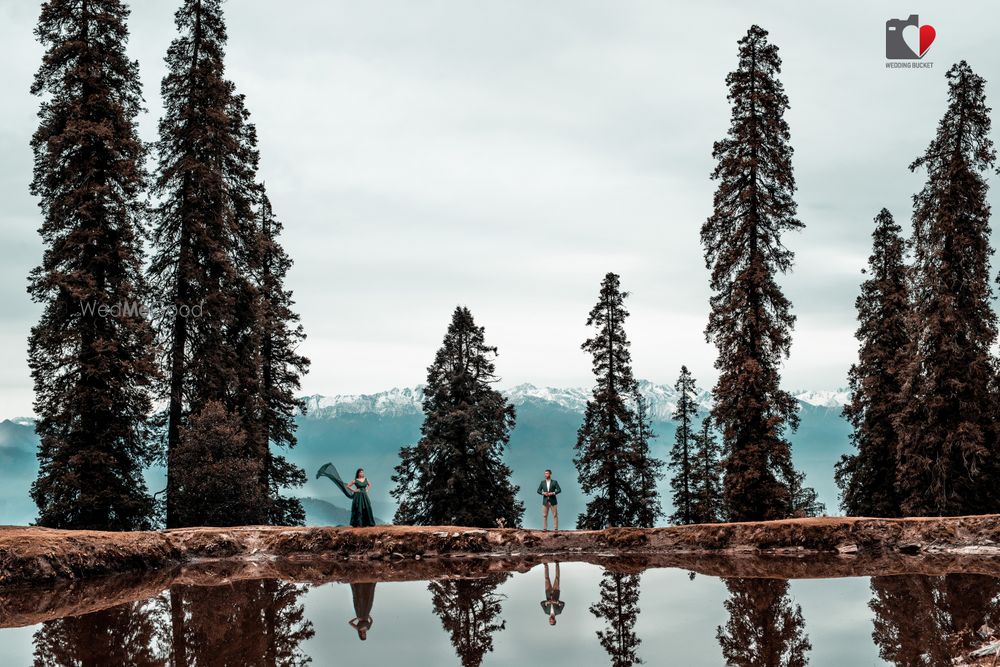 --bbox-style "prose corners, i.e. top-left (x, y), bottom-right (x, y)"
top-left (590, 571), bottom-right (643, 667)
top-left (32, 600), bottom-right (162, 667)
top-left (349, 582), bottom-right (376, 641)
top-left (167, 580), bottom-right (315, 666)
top-left (871, 574), bottom-right (1000, 666)
top-left (429, 573), bottom-right (510, 667)
top-left (541, 563), bottom-right (565, 626)
top-left (716, 578), bottom-right (811, 667)
top-left (19, 565), bottom-right (1000, 665)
